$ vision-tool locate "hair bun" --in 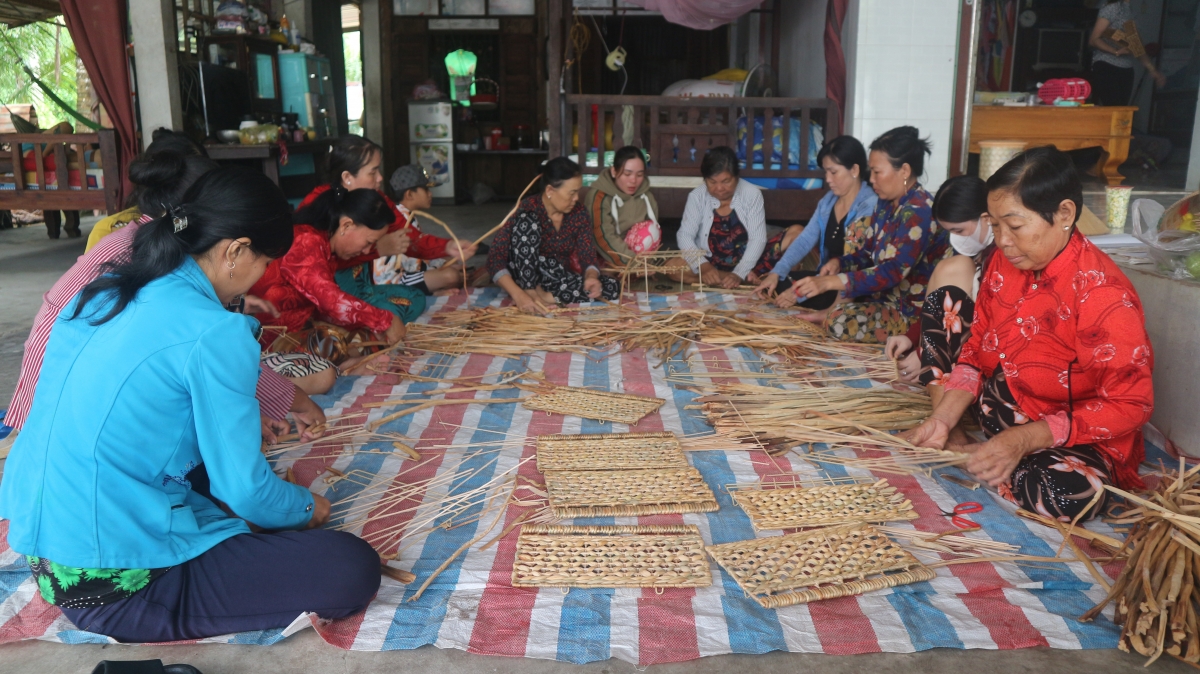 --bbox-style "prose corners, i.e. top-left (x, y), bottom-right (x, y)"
top-left (129, 150), bottom-right (187, 191)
